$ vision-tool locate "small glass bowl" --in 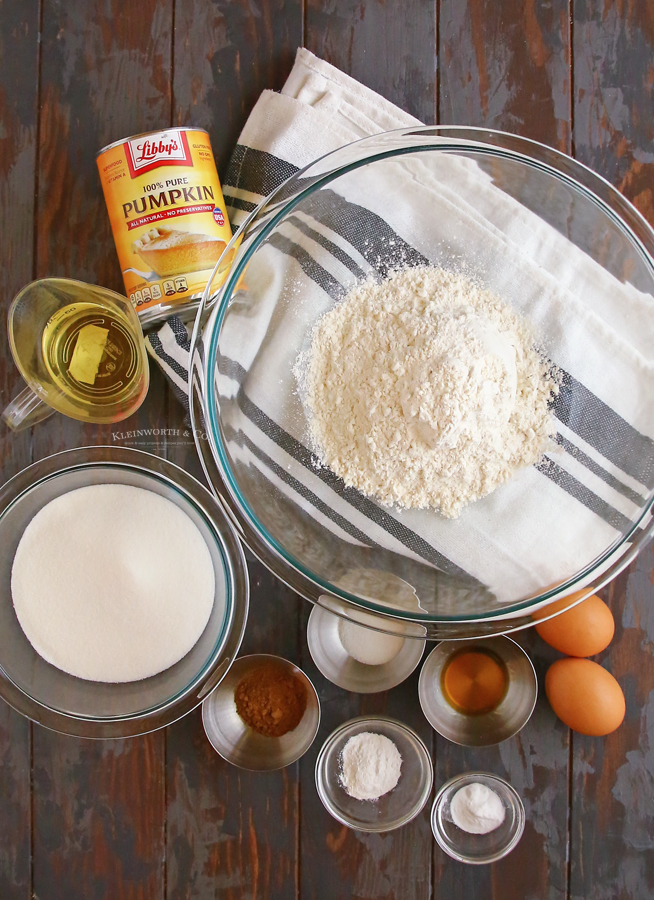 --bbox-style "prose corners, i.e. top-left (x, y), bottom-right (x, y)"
top-left (431, 772), bottom-right (525, 864)
top-left (315, 716), bottom-right (433, 832)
